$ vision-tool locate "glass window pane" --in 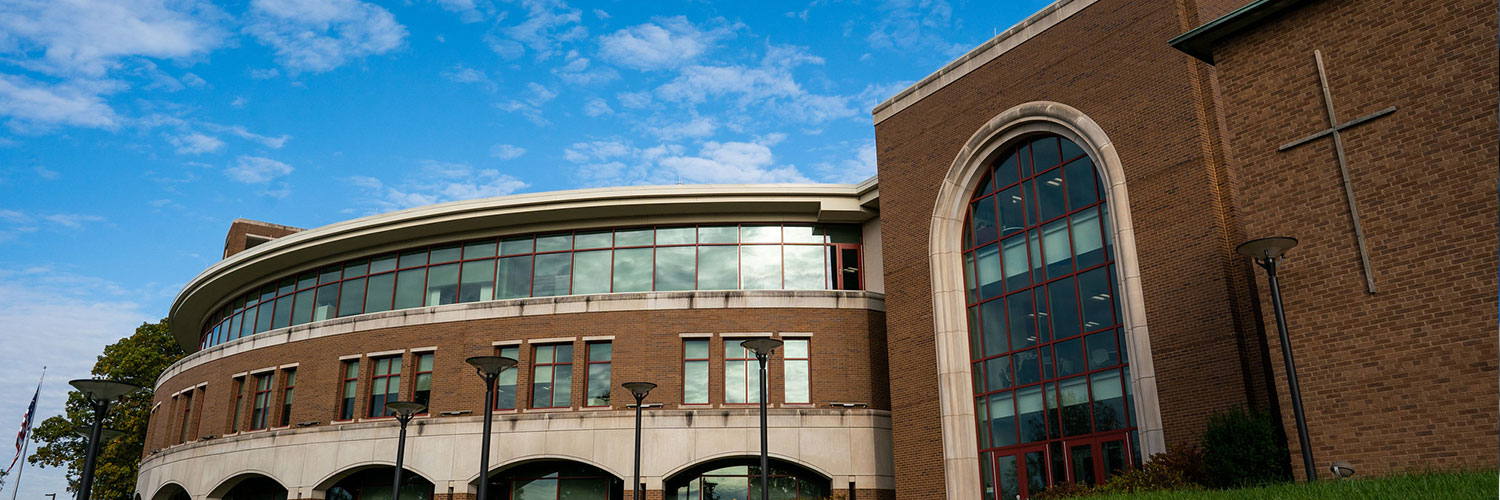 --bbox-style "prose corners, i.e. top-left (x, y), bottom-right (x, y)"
top-left (698, 226), bottom-right (738, 244)
top-left (1064, 158), bottom-right (1098, 210)
top-left (1042, 219), bottom-right (1073, 278)
top-left (254, 302), bottom-right (273, 332)
top-left (684, 360), bottom-right (708, 404)
top-left (975, 243), bottom-right (1002, 300)
top-left (459, 260), bottom-right (496, 303)
top-left (696, 246), bottom-right (738, 290)
top-left (337, 278), bottom-right (365, 317)
top-left (825, 225), bottom-right (861, 244)
top-left (740, 224), bottom-right (780, 243)
top-left (1013, 348), bottom-right (1041, 386)
top-left (1028, 228), bottom-right (1044, 281)
top-left (532, 253), bottom-right (572, 296)
top-left (272, 295), bottom-right (293, 329)
top-left (1086, 331), bottom-right (1119, 370)
top-left (398, 250), bottom-right (427, 269)
top-left (656, 226), bottom-right (695, 245)
top-left (1092, 370), bottom-right (1126, 432)
top-left (500, 236), bottom-right (534, 255)
top-left (725, 360), bottom-right (747, 404)
top-left (968, 307), bottom-right (982, 360)
top-left (615, 228), bottom-right (655, 246)
top-left (291, 289), bottom-right (314, 326)
top-left (1072, 208), bottom-right (1105, 270)
top-left (964, 252), bottom-right (978, 302)
top-left (785, 360), bottom-right (809, 403)
top-left (784, 225), bottom-right (821, 243)
top-left (555, 344), bottom-right (572, 361)
top-left (571, 250), bottom-right (611, 294)
top-left (531, 369), bottom-right (552, 408)
top-left (1055, 337), bottom-right (1085, 377)
top-left (296, 272), bottom-right (317, 290)
top-left (1007, 291), bottom-right (1037, 351)
top-left (430, 245), bottom-right (460, 263)
top-left (783, 245), bottom-right (826, 290)
top-left (365, 273), bottom-right (395, 313)
top-left (979, 452), bottom-right (996, 500)
top-left (464, 241), bottom-right (497, 259)
top-left (1079, 267), bottom-right (1114, 330)
top-left (1017, 386), bottom-right (1046, 444)
top-left (1060, 137), bottom-right (1086, 162)
top-left (277, 278), bottom-right (295, 296)
top-left (972, 196), bottom-right (998, 245)
top-left (654, 247), bottom-right (695, 291)
top-left (997, 185), bottom-right (1025, 235)
top-left (1032, 136), bottom-right (1061, 170)
top-left (394, 268), bottom-right (426, 309)
top-left (1048, 277), bottom-right (1080, 339)
top-left (587, 364), bottom-right (610, 406)
top-left (784, 339), bottom-right (808, 358)
top-left (318, 267), bottom-right (342, 284)
top-left (1059, 376), bottom-right (1092, 437)
top-left (589, 343), bottom-right (612, 362)
top-left (496, 255), bottom-right (533, 299)
top-left (612, 248), bottom-right (652, 292)
top-left (984, 355), bottom-right (1010, 392)
top-left (536, 233), bottom-right (573, 252)
top-left (976, 397), bottom-right (990, 448)
top-left (553, 365), bottom-right (572, 407)
top-left (370, 254), bottom-right (398, 274)
top-left (1002, 234), bottom-right (1029, 291)
top-left (574, 231), bottom-right (612, 249)
top-left (980, 299), bottom-right (1007, 357)
top-left (684, 339), bottom-right (708, 359)
top-left (741, 245), bottom-right (781, 289)
top-left (313, 284), bottom-right (339, 321)
top-left (343, 260), bottom-right (368, 278)
top-left (989, 393), bottom-right (1016, 447)
top-left (1070, 444), bottom-right (1097, 485)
